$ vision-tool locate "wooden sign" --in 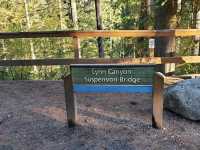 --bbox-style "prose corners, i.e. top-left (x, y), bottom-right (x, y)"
top-left (64, 64), bottom-right (165, 129)
top-left (70, 64), bottom-right (156, 93)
